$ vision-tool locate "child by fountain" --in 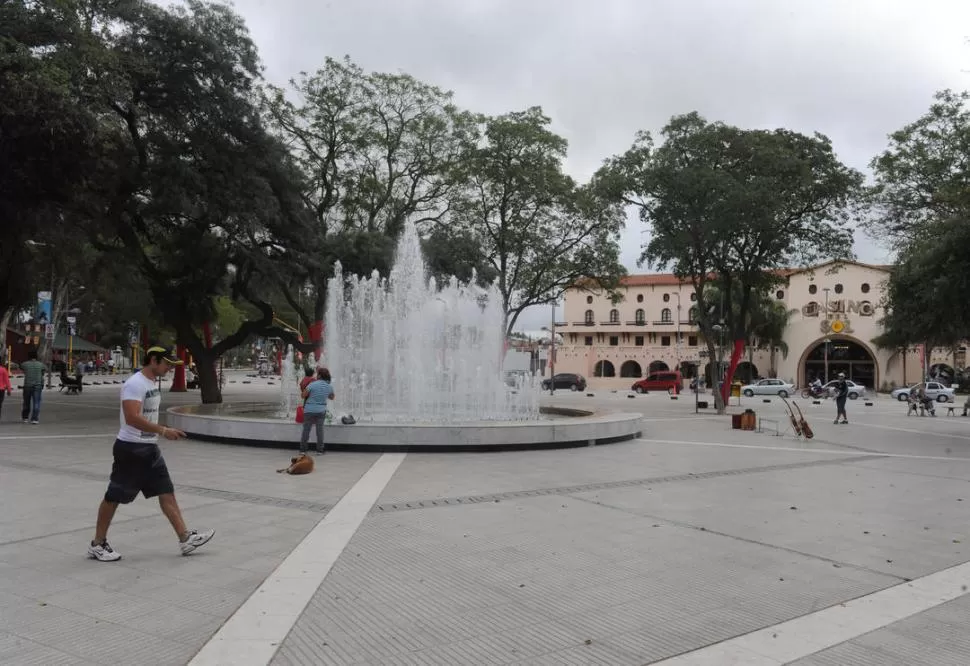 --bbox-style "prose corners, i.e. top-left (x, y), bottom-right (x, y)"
top-left (300, 367), bottom-right (335, 455)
